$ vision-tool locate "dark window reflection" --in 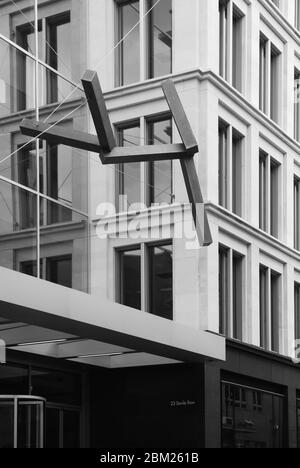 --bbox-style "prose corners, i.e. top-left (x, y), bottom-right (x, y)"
top-left (119, 248), bottom-right (141, 310)
top-left (147, 117), bottom-right (173, 205)
top-left (148, 0), bottom-right (172, 78)
top-left (149, 244), bottom-right (173, 320)
top-left (222, 382), bottom-right (285, 448)
top-left (0, 401), bottom-right (14, 448)
top-left (45, 407), bottom-right (80, 448)
top-left (47, 255), bottom-right (72, 289)
top-left (31, 368), bottom-right (81, 406)
top-left (117, 124), bottom-right (141, 210)
top-left (0, 364), bottom-right (29, 395)
top-left (118, 1), bottom-right (140, 85)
